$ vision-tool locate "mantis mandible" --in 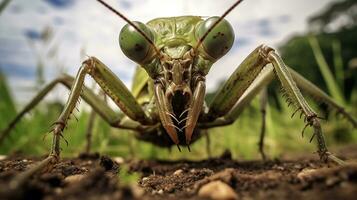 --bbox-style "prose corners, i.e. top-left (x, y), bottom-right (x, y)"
top-left (2, 0), bottom-right (357, 190)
